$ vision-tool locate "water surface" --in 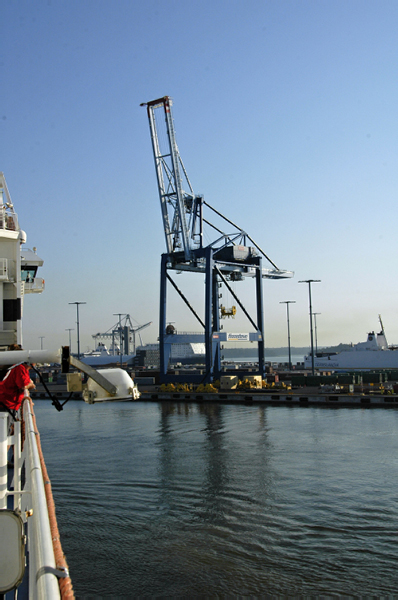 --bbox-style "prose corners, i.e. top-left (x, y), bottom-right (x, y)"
top-left (35, 401), bottom-right (398, 597)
